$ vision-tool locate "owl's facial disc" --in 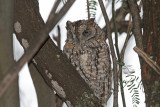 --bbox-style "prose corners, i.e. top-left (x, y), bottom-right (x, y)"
top-left (79, 27), bottom-right (96, 42)
top-left (66, 20), bottom-right (97, 43)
